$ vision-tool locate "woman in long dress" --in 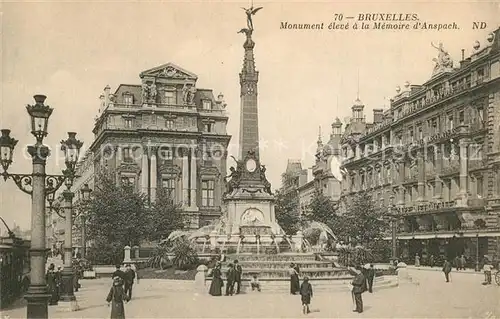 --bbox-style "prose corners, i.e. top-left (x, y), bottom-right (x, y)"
top-left (289, 263), bottom-right (300, 294)
top-left (106, 277), bottom-right (130, 319)
top-left (209, 262), bottom-right (223, 296)
top-left (46, 263), bottom-right (59, 305)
